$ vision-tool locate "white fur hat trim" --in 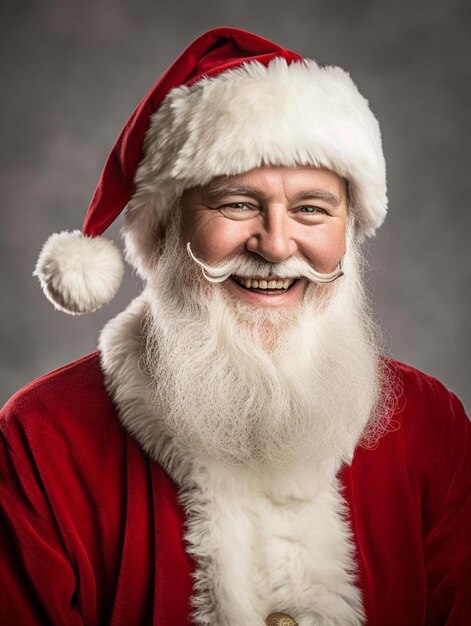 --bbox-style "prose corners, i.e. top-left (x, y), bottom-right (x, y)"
top-left (34, 230), bottom-right (124, 315)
